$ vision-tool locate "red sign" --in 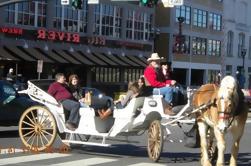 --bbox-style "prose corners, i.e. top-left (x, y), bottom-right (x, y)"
top-left (0, 27), bottom-right (23, 35)
top-left (87, 36), bottom-right (106, 46)
top-left (116, 41), bottom-right (143, 49)
top-left (37, 29), bottom-right (80, 43)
